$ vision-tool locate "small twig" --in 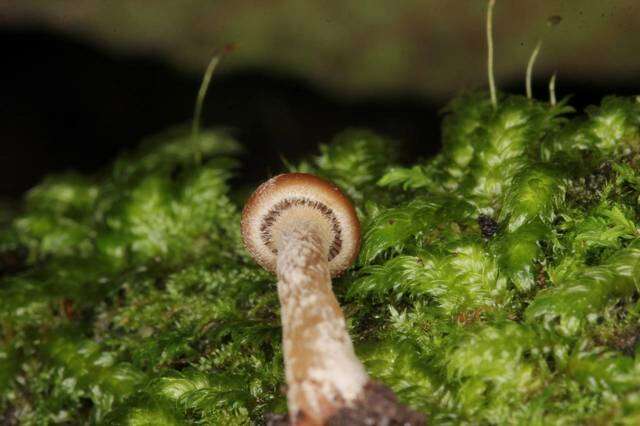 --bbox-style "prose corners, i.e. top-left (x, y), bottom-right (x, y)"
top-left (549, 72), bottom-right (557, 106)
top-left (487, 0), bottom-right (497, 109)
top-left (526, 39), bottom-right (542, 100)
